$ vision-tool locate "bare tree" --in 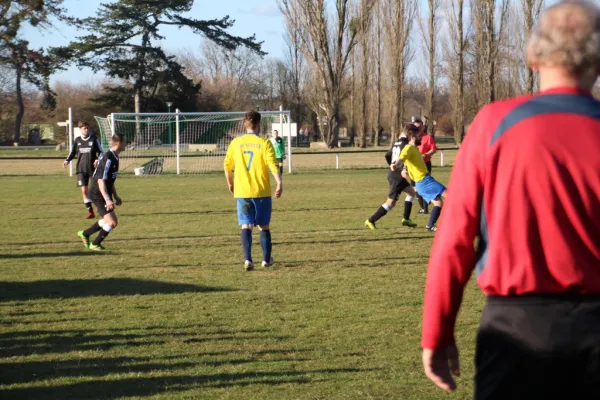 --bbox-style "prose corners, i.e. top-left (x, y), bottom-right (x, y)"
top-left (521, 0), bottom-right (544, 94)
top-left (372, 0), bottom-right (384, 145)
top-left (177, 41), bottom-right (261, 111)
top-left (278, 0), bottom-right (359, 147)
top-left (472, 0), bottom-right (510, 106)
top-left (357, 0), bottom-right (376, 148)
top-left (284, 29), bottom-right (305, 124)
top-left (418, 0), bottom-right (441, 125)
top-left (383, 0), bottom-right (417, 135)
top-left (349, 42), bottom-right (357, 146)
top-left (443, 0), bottom-right (469, 143)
